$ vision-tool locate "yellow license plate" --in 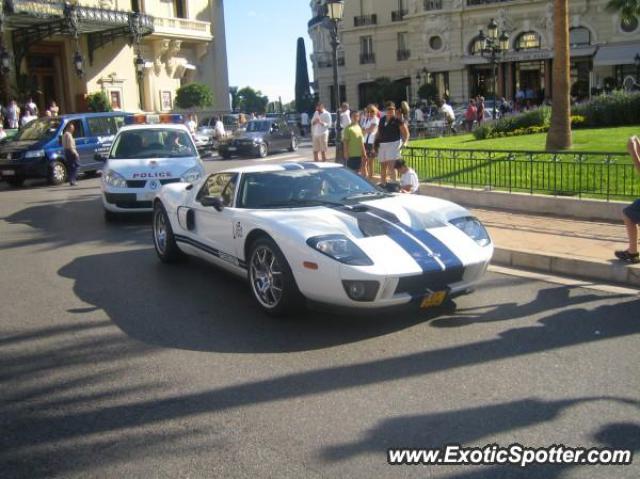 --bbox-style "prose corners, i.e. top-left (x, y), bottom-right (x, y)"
top-left (420, 290), bottom-right (447, 309)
